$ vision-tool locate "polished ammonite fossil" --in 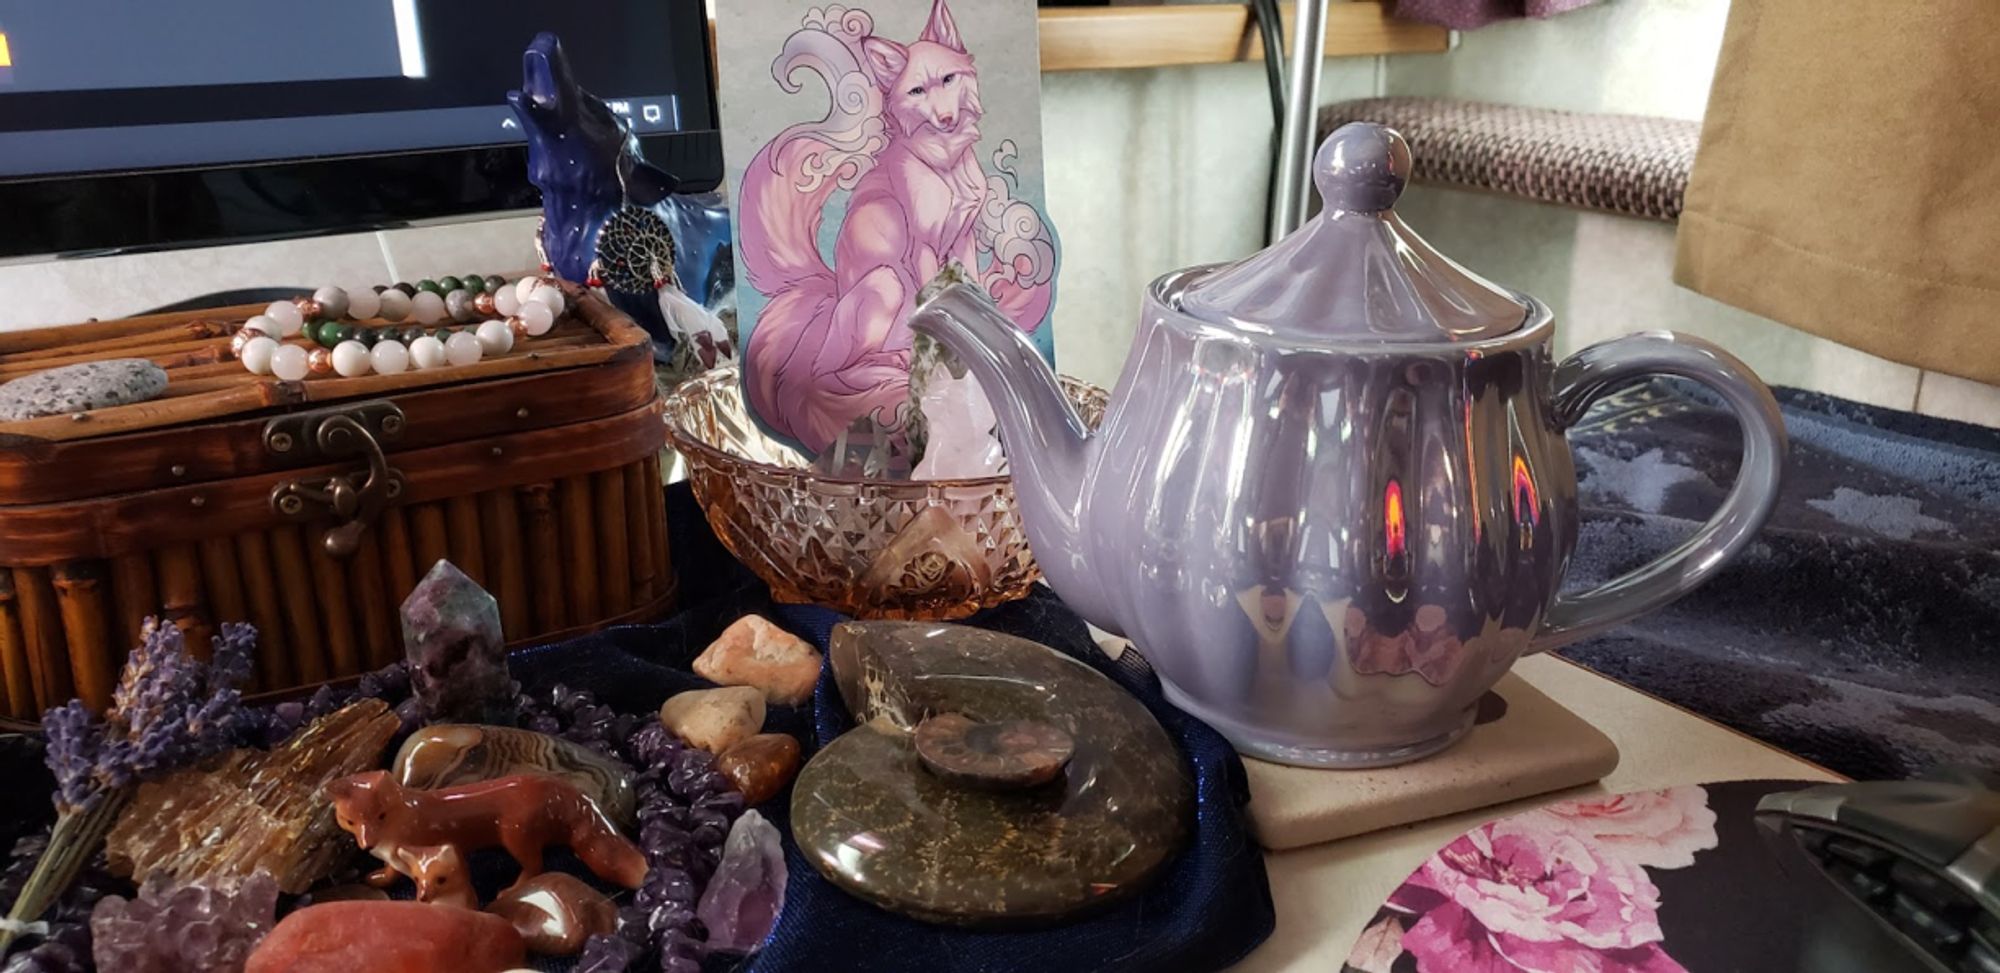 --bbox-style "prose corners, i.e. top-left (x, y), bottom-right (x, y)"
top-left (791, 621), bottom-right (1193, 925)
